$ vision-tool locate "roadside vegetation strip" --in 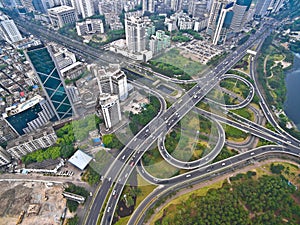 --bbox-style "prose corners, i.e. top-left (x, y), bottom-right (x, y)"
top-left (223, 124), bottom-right (249, 142)
top-left (212, 147), bottom-right (239, 163)
top-left (114, 174), bottom-right (157, 225)
top-left (142, 147), bottom-right (187, 179)
top-left (151, 161), bottom-right (300, 225)
top-left (150, 180), bottom-right (224, 225)
top-left (230, 108), bottom-right (254, 121)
